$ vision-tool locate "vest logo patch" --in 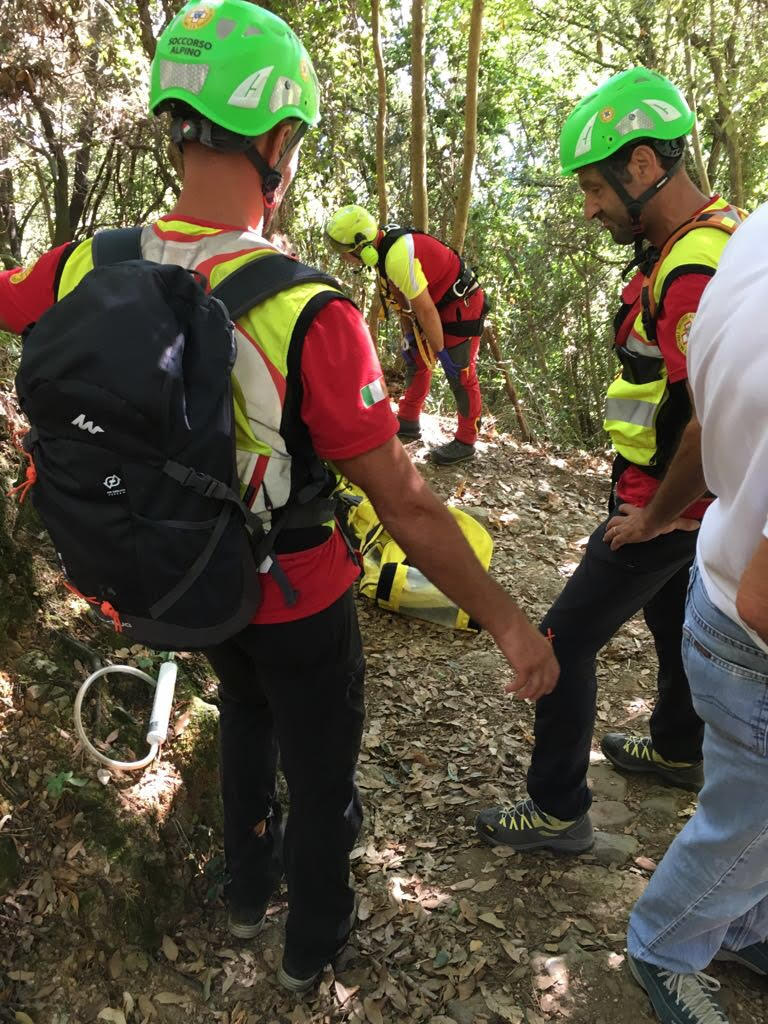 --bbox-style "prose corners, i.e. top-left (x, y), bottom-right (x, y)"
top-left (9, 266), bottom-right (31, 285)
top-left (676, 312), bottom-right (695, 356)
top-left (361, 376), bottom-right (388, 408)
